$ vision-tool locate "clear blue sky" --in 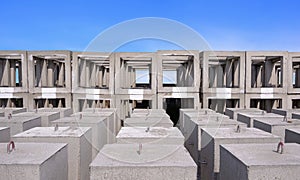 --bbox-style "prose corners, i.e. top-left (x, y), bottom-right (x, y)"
top-left (1, 0), bottom-right (299, 52)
